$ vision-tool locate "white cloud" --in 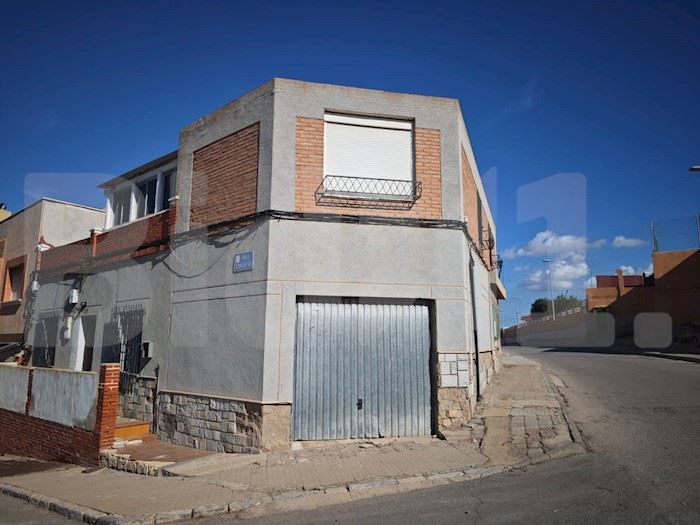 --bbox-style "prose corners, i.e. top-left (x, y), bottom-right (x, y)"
top-left (513, 264), bottom-right (529, 272)
top-left (521, 259), bottom-right (590, 291)
top-left (612, 235), bottom-right (645, 248)
top-left (503, 231), bottom-right (607, 260)
top-left (617, 262), bottom-right (654, 276)
top-left (618, 265), bottom-right (638, 275)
